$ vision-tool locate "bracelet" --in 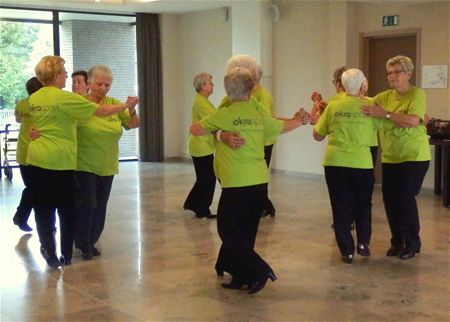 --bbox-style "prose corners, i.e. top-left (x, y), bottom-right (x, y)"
top-left (216, 130), bottom-right (222, 142)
